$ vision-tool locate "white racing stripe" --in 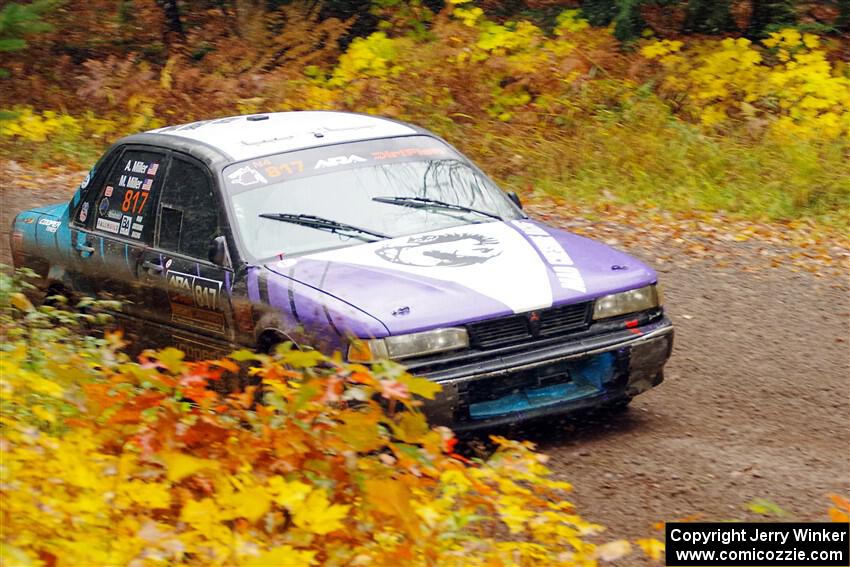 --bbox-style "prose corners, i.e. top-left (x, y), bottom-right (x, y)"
top-left (305, 222), bottom-right (555, 313)
top-left (512, 220), bottom-right (587, 293)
